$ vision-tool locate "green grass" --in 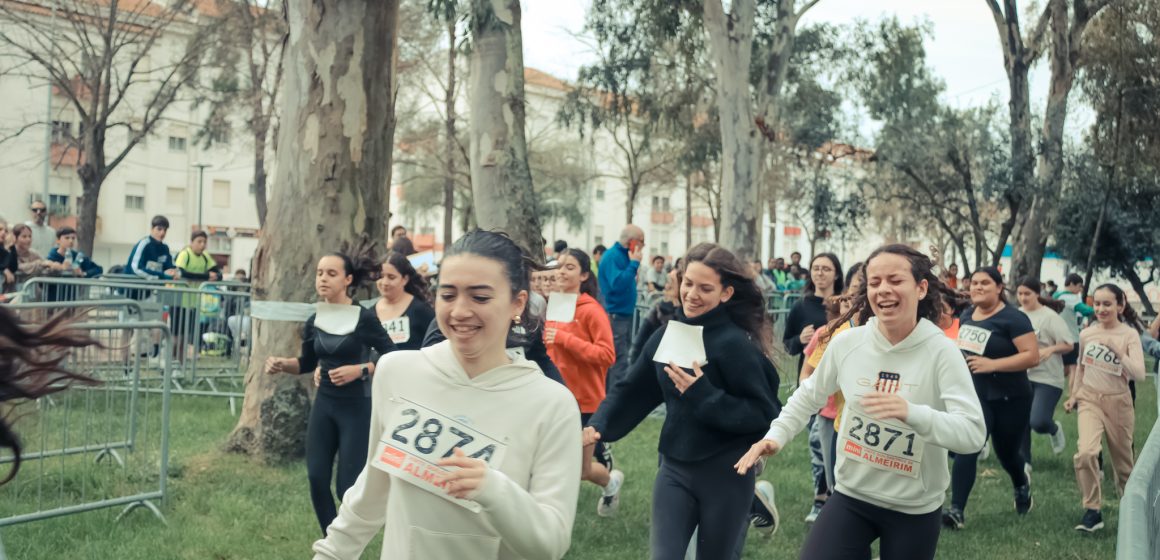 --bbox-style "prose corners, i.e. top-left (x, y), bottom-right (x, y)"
top-left (1, 377), bottom-right (1155, 560)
